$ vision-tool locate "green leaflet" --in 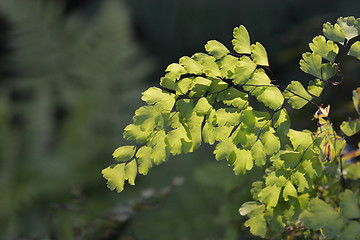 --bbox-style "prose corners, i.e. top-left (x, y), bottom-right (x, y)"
top-left (287, 129), bottom-right (313, 151)
top-left (102, 163), bottom-right (126, 193)
top-left (261, 129), bottom-right (280, 155)
top-left (307, 79), bottom-right (324, 97)
top-left (353, 88), bottom-right (360, 115)
top-left (339, 221), bottom-right (360, 240)
top-left (272, 108), bottom-right (290, 134)
top-left (244, 214), bottom-right (266, 238)
top-left (218, 55), bottom-right (238, 78)
top-left (265, 171), bottom-right (287, 187)
top-left (216, 88), bottom-right (248, 109)
top-left (231, 148), bottom-right (253, 174)
top-left (239, 201), bottom-right (265, 217)
top-left (112, 145), bottom-right (136, 162)
top-left (291, 171), bottom-right (310, 193)
top-left (243, 69), bottom-right (271, 93)
top-left (215, 108), bottom-right (241, 126)
top-left (176, 77), bottom-right (193, 95)
top-left (309, 36), bottom-right (339, 62)
top-left (166, 125), bottom-right (191, 155)
top-left (336, 16), bottom-right (360, 40)
top-left (340, 118), bottom-right (360, 136)
top-left (256, 86), bottom-right (284, 110)
top-left (150, 130), bottom-right (169, 165)
top-left (300, 198), bottom-right (341, 230)
top-left (193, 97), bottom-right (212, 116)
top-left (232, 25), bottom-right (251, 54)
top-left (136, 146), bottom-right (153, 175)
top-left (321, 62), bottom-right (337, 81)
top-left (199, 55), bottom-right (222, 77)
top-left (251, 140), bottom-right (266, 167)
top-left (340, 190), bottom-right (360, 219)
top-left (284, 81), bottom-right (313, 109)
top-left (124, 159), bottom-right (137, 185)
top-left (123, 124), bottom-right (151, 143)
top-left (299, 52), bottom-right (322, 79)
top-left (349, 41), bottom-right (360, 60)
top-left (258, 185), bottom-right (281, 208)
top-left (142, 87), bottom-right (176, 111)
top-left (233, 56), bottom-right (257, 84)
top-left (251, 42), bottom-right (269, 66)
top-left (205, 40), bottom-right (230, 59)
top-left (283, 180), bottom-right (298, 201)
top-left (179, 56), bottom-right (203, 74)
top-left (214, 139), bottom-right (236, 161)
top-left (189, 77), bottom-right (212, 97)
top-left (323, 22), bottom-right (346, 43)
